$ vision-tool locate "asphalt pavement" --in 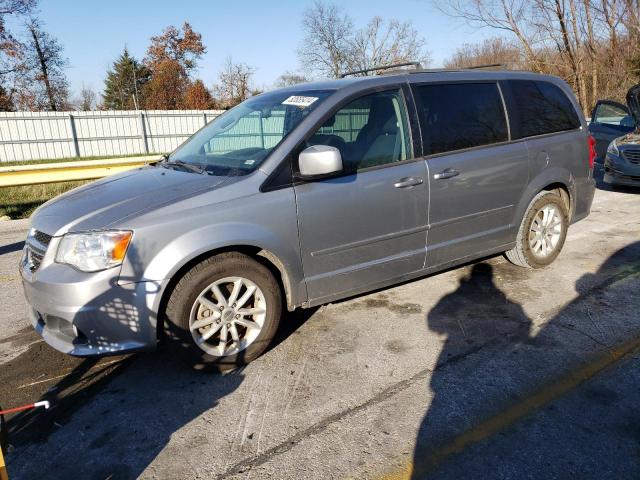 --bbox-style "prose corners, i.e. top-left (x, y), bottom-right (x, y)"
top-left (1, 171), bottom-right (639, 479)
